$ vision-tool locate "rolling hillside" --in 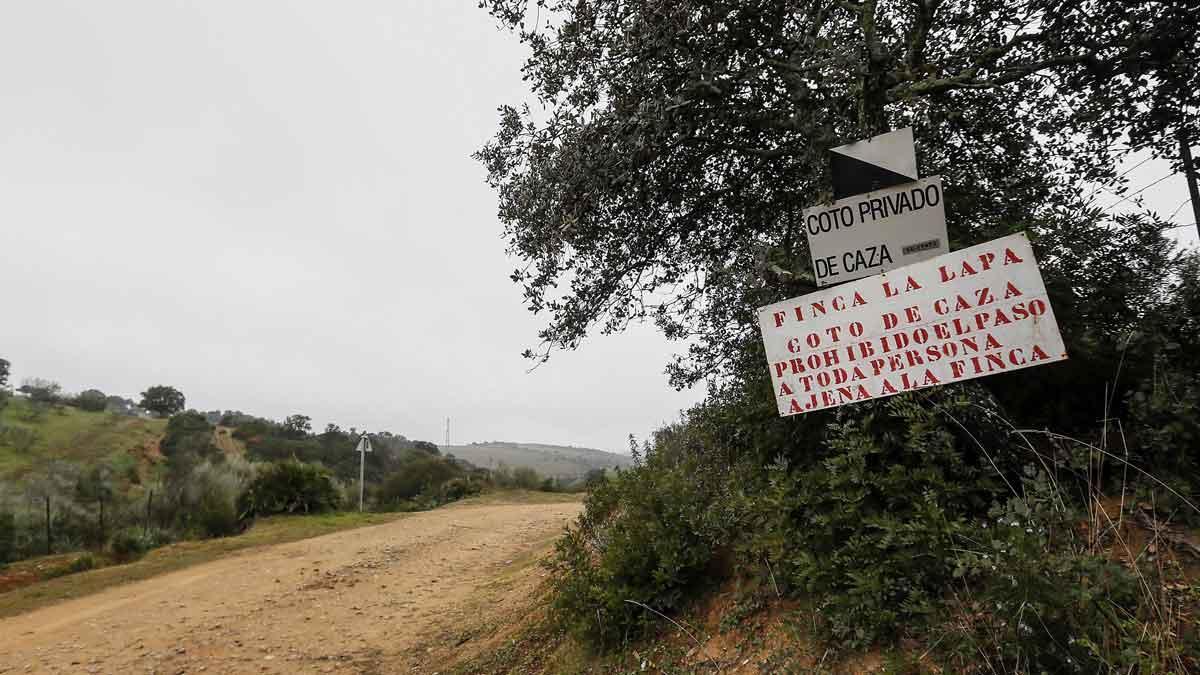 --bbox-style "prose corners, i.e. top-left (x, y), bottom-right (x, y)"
top-left (0, 398), bottom-right (166, 482)
top-left (442, 441), bottom-right (633, 480)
